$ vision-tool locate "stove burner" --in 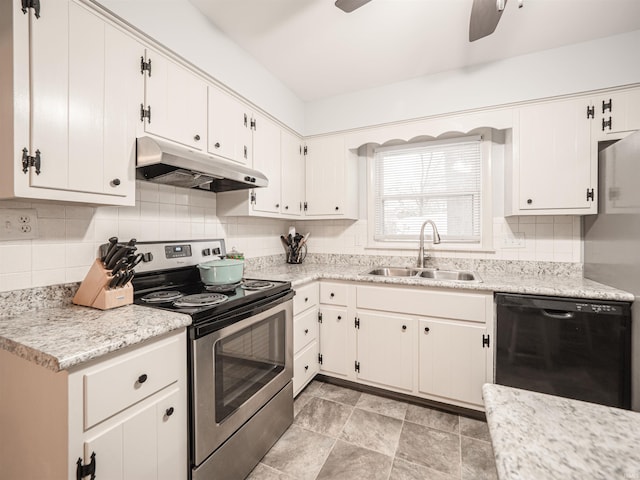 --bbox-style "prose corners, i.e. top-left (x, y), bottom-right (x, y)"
top-left (242, 280), bottom-right (275, 291)
top-left (204, 282), bottom-right (242, 293)
top-left (173, 293), bottom-right (228, 308)
top-left (140, 290), bottom-right (184, 303)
